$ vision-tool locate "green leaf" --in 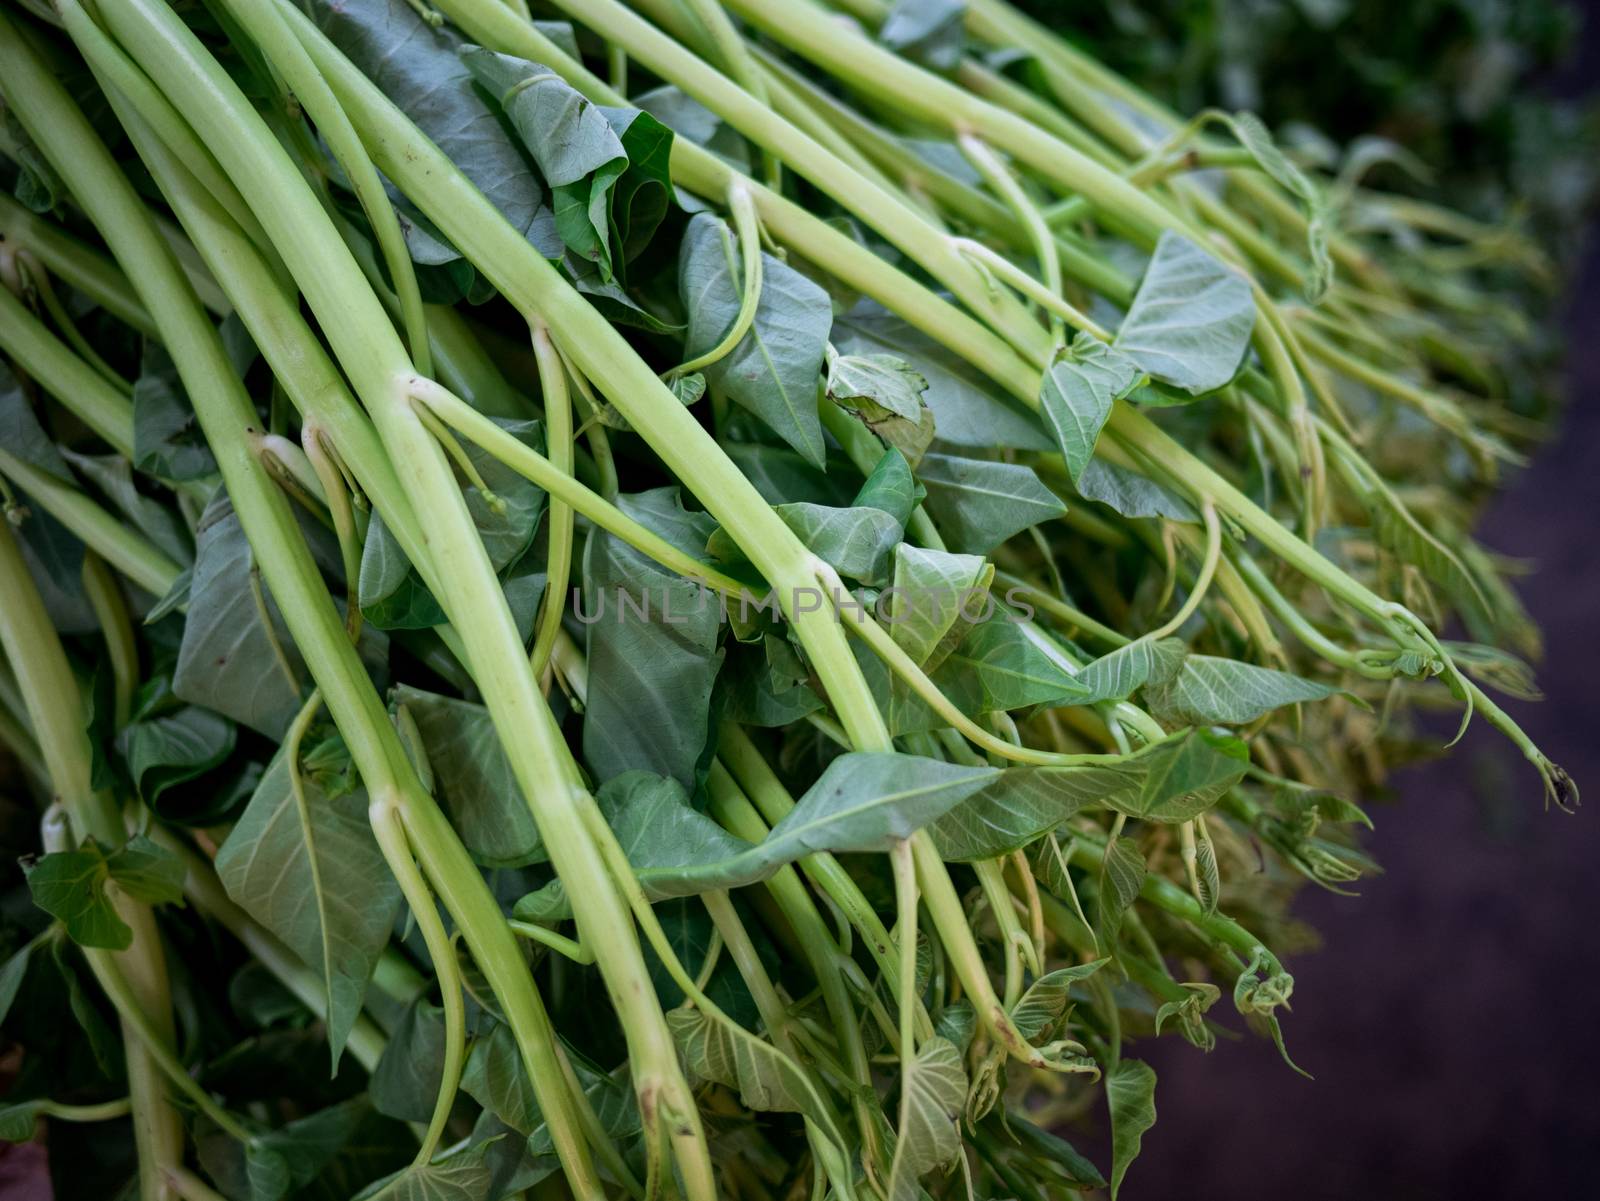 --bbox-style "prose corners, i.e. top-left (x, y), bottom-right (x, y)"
top-left (102, 836), bottom-right (186, 905)
top-left (460, 1020), bottom-right (540, 1134)
top-left (1145, 655), bottom-right (1336, 725)
top-left (917, 453), bottom-right (1066, 554)
top-left (635, 85), bottom-right (752, 176)
top-left (352, 1136), bottom-right (500, 1201)
top-left (359, 511), bottom-right (446, 630)
top-left (928, 731), bottom-right (1244, 859)
top-left (679, 212), bottom-right (831, 465)
top-left (215, 747), bottom-right (402, 1070)
top-left (0, 938), bottom-right (37, 1025)
top-left (115, 705), bottom-right (236, 807)
top-left (933, 615), bottom-right (1089, 714)
top-left (1105, 1058), bottom-right (1157, 1200)
top-left (834, 305), bottom-right (1051, 451)
top-left (769, 501), bottom-right (903, 584)
top-left (852, 447), bottom-right (925, 527)
top-left (24, 836), bottom-right (184, 949)
top-left (1011, 959), bottom-right (1110, 1043)
top-left (1005, 1114), bottom-right (1107, 1190)
top-left (1075, 458), bottom-right (1199, 522)
top-left (603, 107), bottom-right (676, 265)
top-left (393, 685), bottom-right (544, 868)
top-left (827, 352), bottom-right (929, 421)
top-left (1097, 836), bottom-right (1146, 950)
top-left (462, 48), bottom-right (628, 279)
top-left (1070, 637), bottom-right (1187, 704)
top-left (879, 0), bottom-right (968, 71)
top-left (25, 847), bottom-right (129, 950)
top-left (306, 0), bottom-right (549, 253)
top-left (1154, 982), bottom-right (1222, 1052)
top-left (175, 493), bottom-right (388, 738)
top-left (371, 998), bottom-right (447, 1124)
top-left (885, 1036), bottom-right (967, 1201)
top-left (4, 108), bottom-right (64, 212)
top-left (0, 361), bottom-right (72, 482)
top-left (0, 1099), bottom-right (47, 1143)
top-left (1114, 232), bottom-right (1255, 395)
top-left (1039, 335), bottom-right (1143, 485)
top-left (883, 544), bottom-right (991, 673)
top-left (523, 755), bottom-right (994, 914)
top-left (463, 418), bottom-right (546, 573)
top-left (582, 489), bottom-right (724, 787)
top-left (132, 344), bottom-right (216, 482)
top-left (666, 1006), bottom-right (842, 1144)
